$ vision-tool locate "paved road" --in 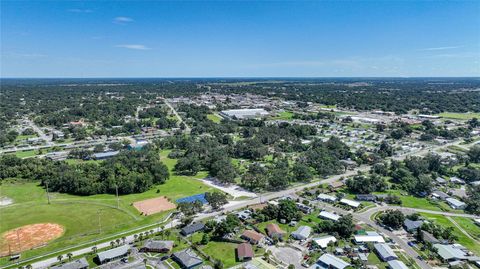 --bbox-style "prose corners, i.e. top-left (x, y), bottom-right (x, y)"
top-left (7, 138), bottom-right (475, 269)
top-left (163, 100), bottom-right (191, 133)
